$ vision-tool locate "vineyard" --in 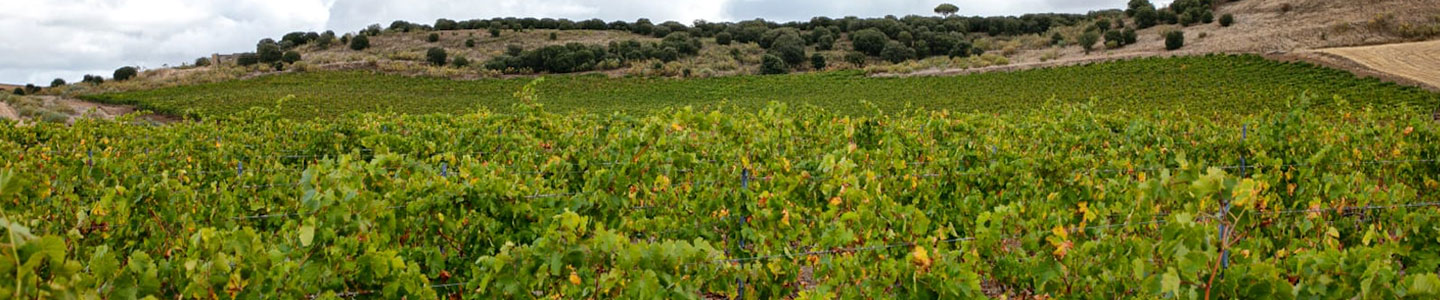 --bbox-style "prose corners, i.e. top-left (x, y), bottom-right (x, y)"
top-left (84, 55), bottom-right (1440, 120)
top-left (4, 84), bottom-right (1440, 298)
